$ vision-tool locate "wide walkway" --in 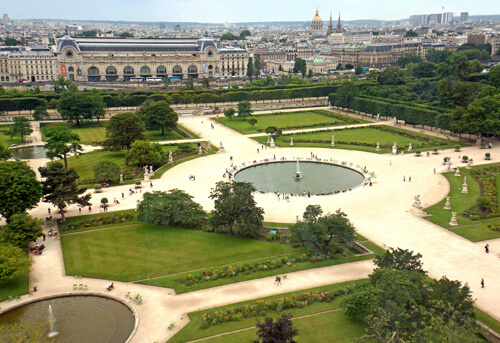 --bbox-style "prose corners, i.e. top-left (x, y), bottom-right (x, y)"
top-left (2, 111), bottom-right (500, 343)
